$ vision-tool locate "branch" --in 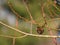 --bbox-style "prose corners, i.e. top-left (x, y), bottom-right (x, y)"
top-left (50, 1), bottom-right (60, 13)
top-left (8, 1), bottom-right (29, 22)
top-left (47, 0), bottom-right (58, 45)
top-left (15, 35), bottom-right (27, 38)
top-left (23, 0), bottom-right (33, 34)
top-left (12, 38), bottom-right (15, 45)
top-left (0, 35), bottom-right (14, 38)
top-left (47, 1), bottom-right (60, 17)
top-left (0, 21), bottom-right (60, 38)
